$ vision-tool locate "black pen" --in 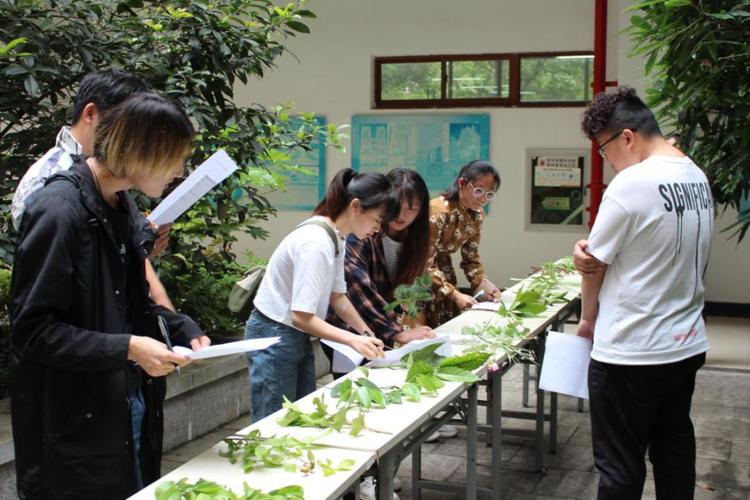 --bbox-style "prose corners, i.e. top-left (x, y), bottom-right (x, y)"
top-left (157, 315), bottom-right (180, 375)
